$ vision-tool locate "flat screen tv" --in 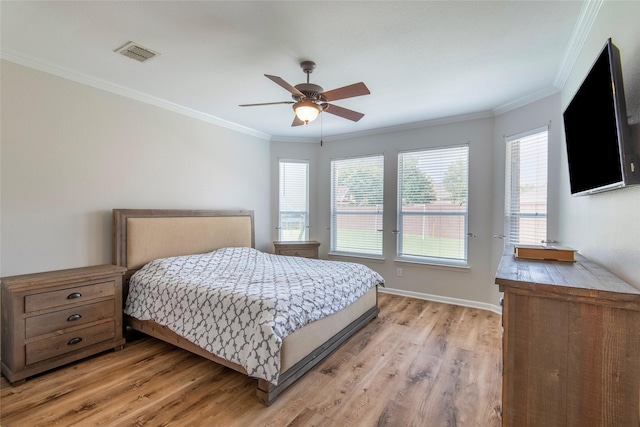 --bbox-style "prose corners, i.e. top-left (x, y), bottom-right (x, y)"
top-left (563, 38), bottom-right (639, 196)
